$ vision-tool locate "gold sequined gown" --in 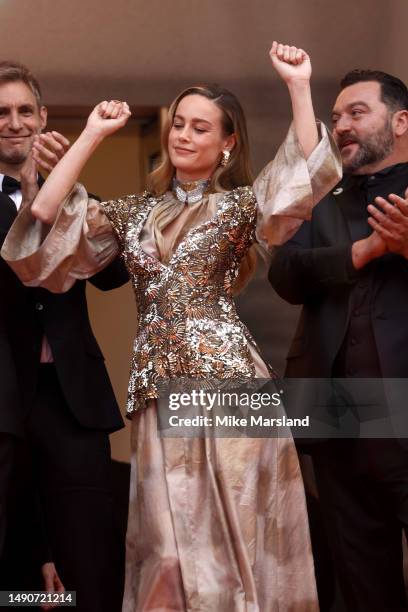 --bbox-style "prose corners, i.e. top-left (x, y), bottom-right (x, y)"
top-left (2, 123), bottom-right (341, 612)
